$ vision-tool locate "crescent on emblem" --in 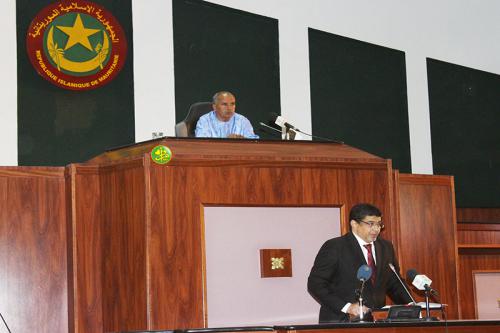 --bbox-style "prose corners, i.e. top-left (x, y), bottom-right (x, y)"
top-left (46, 25), bottom-right (110, 73)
